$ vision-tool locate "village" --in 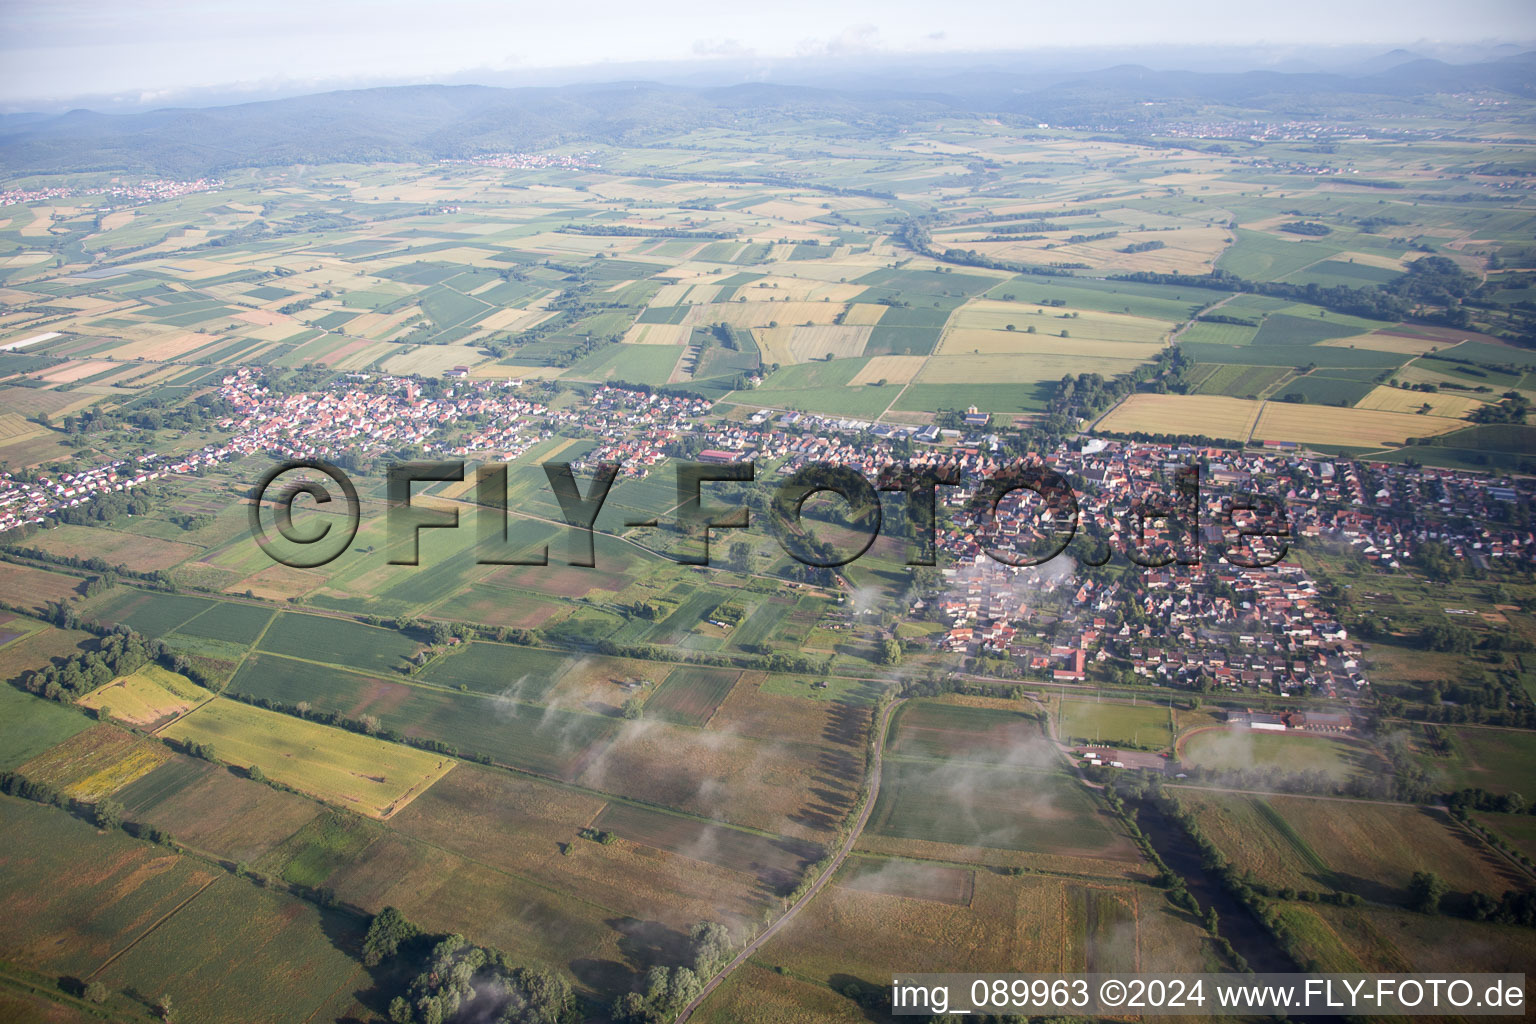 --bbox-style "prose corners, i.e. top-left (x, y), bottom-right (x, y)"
top-left (1, 376), bottom-right (1530, 713)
